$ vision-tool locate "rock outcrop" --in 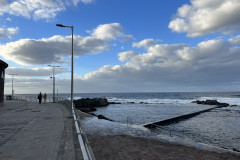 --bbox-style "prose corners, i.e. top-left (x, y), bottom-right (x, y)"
top-left (88, 113), bottom-right (113, 121)
top-left (74, 98), bottom-right (109, 109)
top-left (192, 99), bottom-right (229, 107)
top-left (109, 102), bottom-right (121, 104)
top-left (97, 115), bottom-right (113, 121)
